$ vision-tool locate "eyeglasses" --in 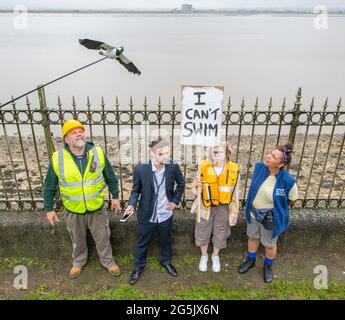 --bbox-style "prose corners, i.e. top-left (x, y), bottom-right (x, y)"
top-left (213, 151), bottom-right (224, 155)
